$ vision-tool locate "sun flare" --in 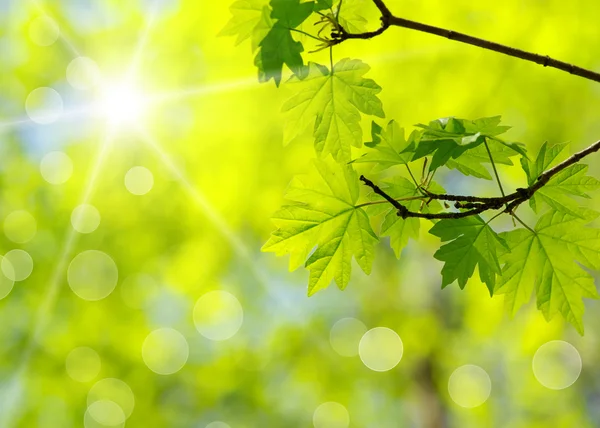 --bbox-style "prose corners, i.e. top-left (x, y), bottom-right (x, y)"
top-left (99, 80), bottom-right (147, 125)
